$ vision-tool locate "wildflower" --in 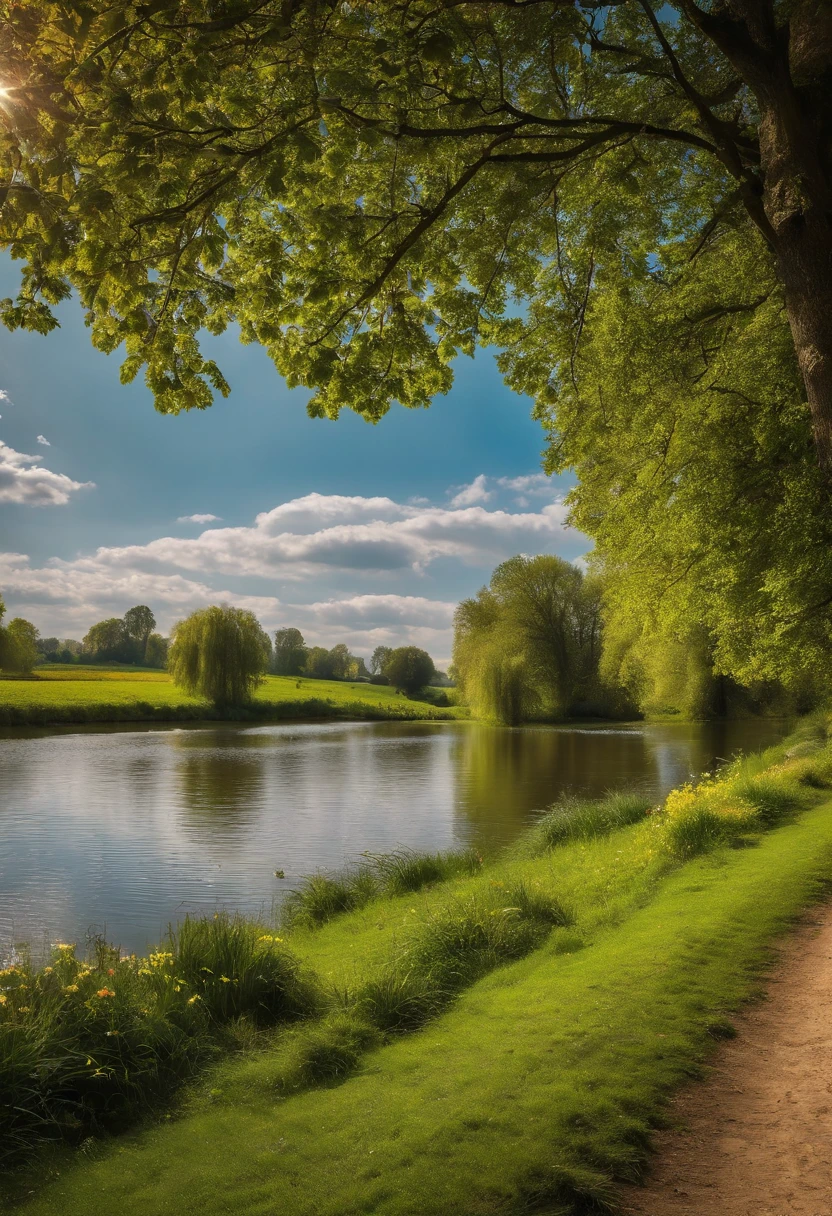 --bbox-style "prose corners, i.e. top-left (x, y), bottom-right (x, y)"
top-left (219, 975), bottom-right (231, 984)
top-left (187, 995), bottom-right (200, 1005)
top-left (55, 943), bottom-right (75, 952)
top-left (64, 984), bottom-right (79, 994)
top-left (138, 968), bottom-right (152, 977)
top-left (18, 1006), bottom-right (30, 1013)
top-left (0, 995), bottom-right (7, 1005)
top-left (107, 968), bottom-right (115, 977)
top-left (105, 1030), bottom-right (120, 1037)
top-left (43, 966), bottom-right (53, 974)
top-left (0, 967), bottom-right (16, 978)
top-left (95, 988), bottom-right (115, 999)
